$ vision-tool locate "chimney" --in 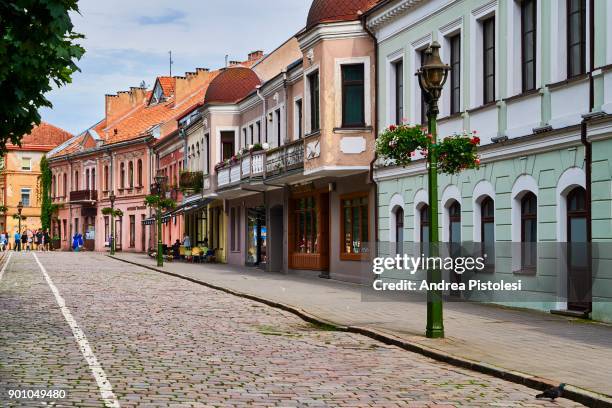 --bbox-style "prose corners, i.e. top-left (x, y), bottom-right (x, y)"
top-left (248, 50), bottom-right (264, 61)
